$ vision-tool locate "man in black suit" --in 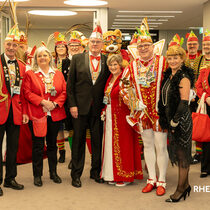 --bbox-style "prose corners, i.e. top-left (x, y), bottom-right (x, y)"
top-left (67, 24), bottom-right (110, 187)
